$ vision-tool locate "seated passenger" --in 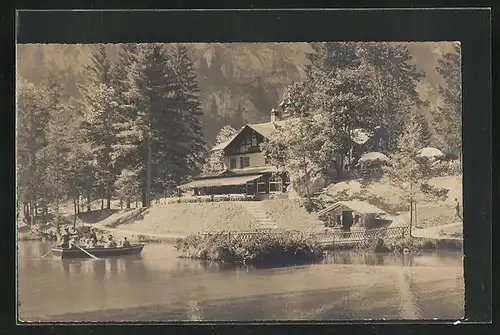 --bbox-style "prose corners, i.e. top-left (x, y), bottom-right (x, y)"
top-left (86, 237), bottom-right (97, 248)
top-left (105, 235), bottom-right (117, 248)
top-left (121, 237), bottom-right (131, 248)
top-left (89, 229), bottom-right (98, 245)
